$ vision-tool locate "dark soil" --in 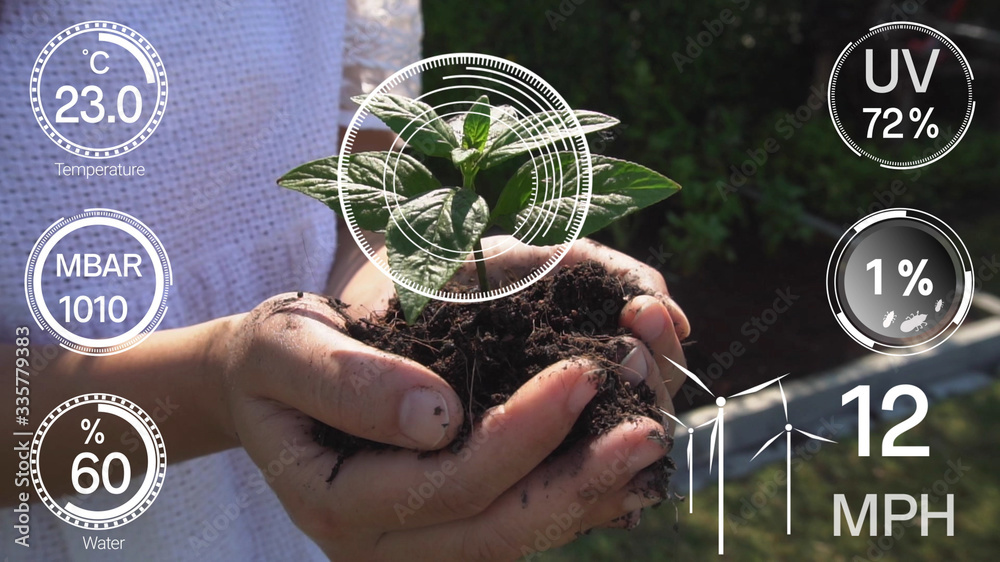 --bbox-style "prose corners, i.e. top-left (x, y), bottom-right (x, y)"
top-left (314, 261), bottom-right (674, 497)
